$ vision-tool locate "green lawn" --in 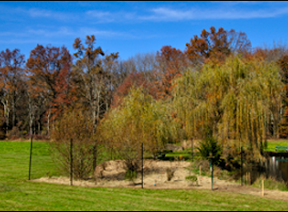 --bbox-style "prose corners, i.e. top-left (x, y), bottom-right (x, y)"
top-left (265, 139), bottom-right (288, 152)
top-left (162, 148), bottom-right (196, 160)
top-left (1, 141), bottom-right (288, 211)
